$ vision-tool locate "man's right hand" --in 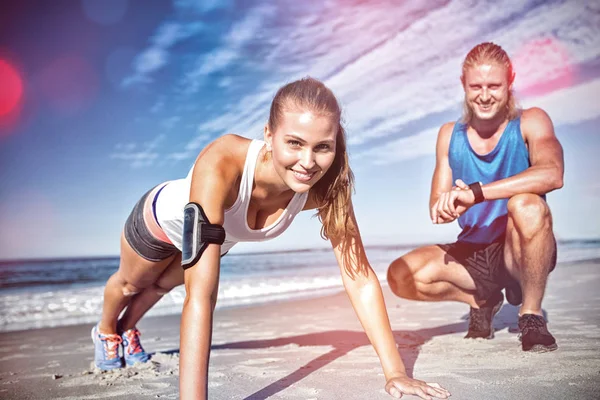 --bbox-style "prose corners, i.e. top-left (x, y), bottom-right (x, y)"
top-left (431, 180), bottom-right (475, 224)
